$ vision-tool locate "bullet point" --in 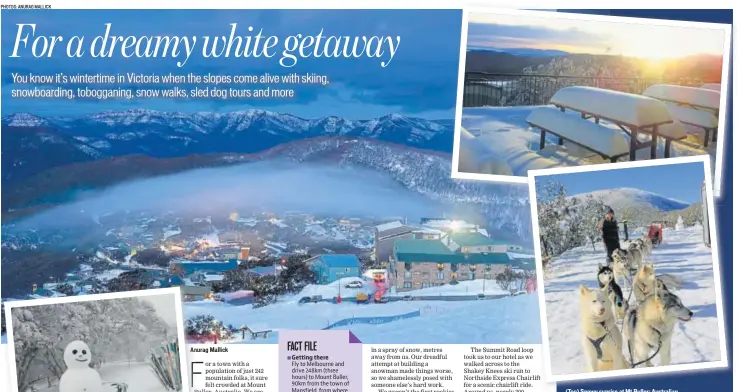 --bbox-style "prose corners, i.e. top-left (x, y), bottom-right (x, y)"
top-left (287, 356), bottom-right (291, 360)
